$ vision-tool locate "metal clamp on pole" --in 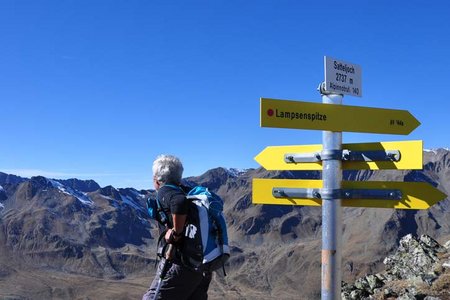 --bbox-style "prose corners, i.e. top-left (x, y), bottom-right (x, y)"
top-left (342, 150), bottom-right (401, 162)
top-left (284, 152), bottom-right (321, 163)
top-left (320, 188), bottom-right (342, 200)
top-left (272, 188), bottom-right (321, 199)
top-left (342, 189), bottom-right (403, 200)
top-left (318, 82), bottom-right (344, 96)
top-left (321, 149), bottom-right (342, 161)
